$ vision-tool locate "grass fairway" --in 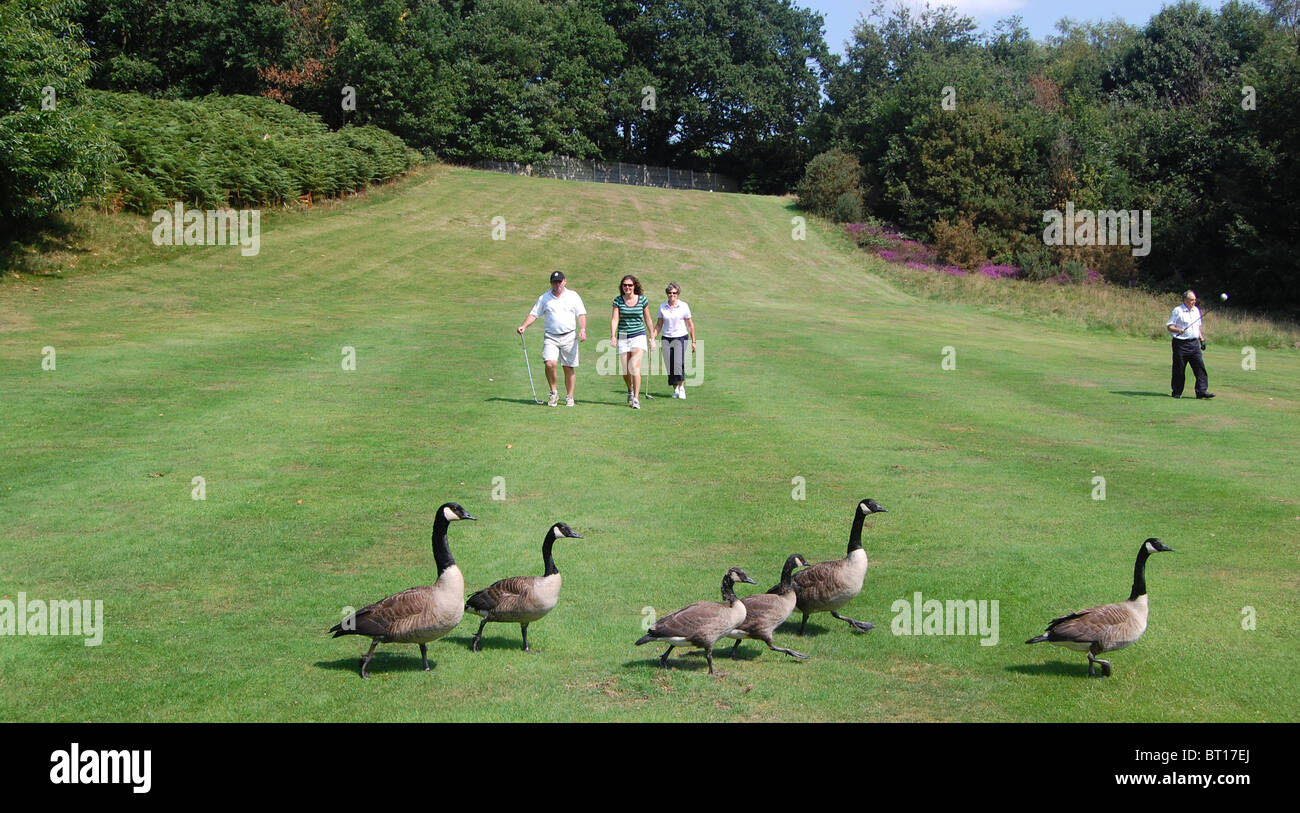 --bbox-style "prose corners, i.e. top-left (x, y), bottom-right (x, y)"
top-left (1, 165), bottom-right (1296, 722)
